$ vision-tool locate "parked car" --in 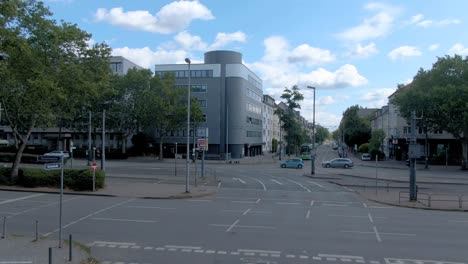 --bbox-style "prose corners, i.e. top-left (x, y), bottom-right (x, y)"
top-left (361, 153), bottom-right (371, 161)
top-left (280, 158), bottom-right (304, 169)
top-left (322, 158), bottom-right (353, 168)
top-left (44, 150), bottom-right (70, 158)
